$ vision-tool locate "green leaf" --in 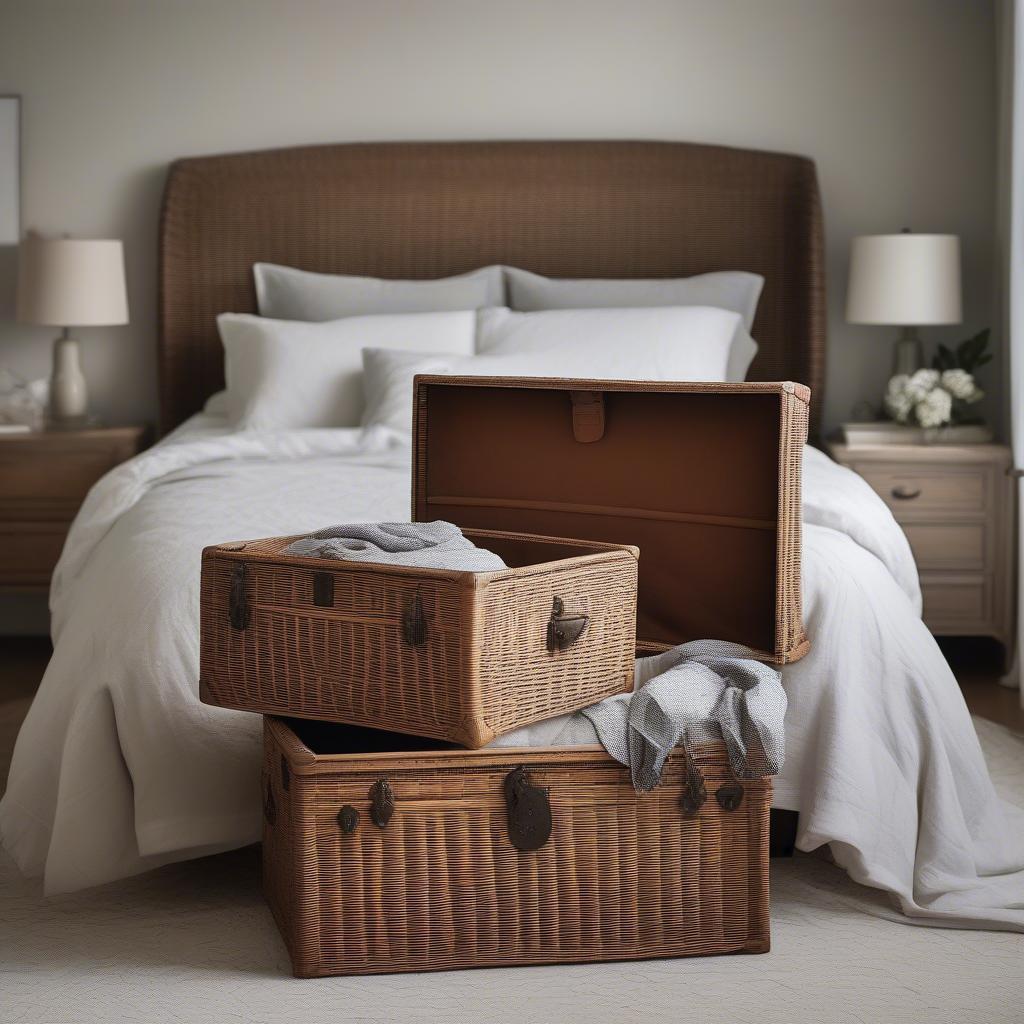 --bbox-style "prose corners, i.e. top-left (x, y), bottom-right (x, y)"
top-left (956, 329), bottom-right (992, 372)
top-left (932, 343), bottom-right (951, 371)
